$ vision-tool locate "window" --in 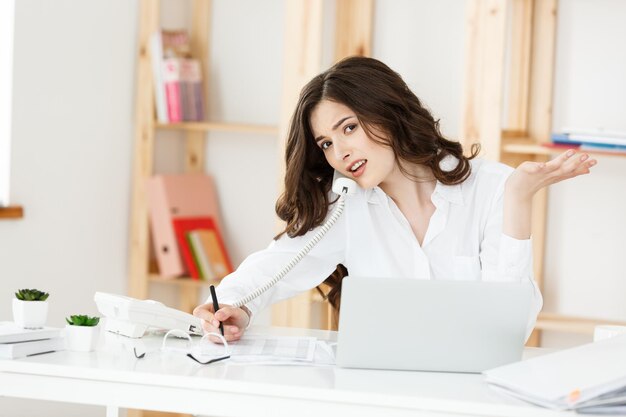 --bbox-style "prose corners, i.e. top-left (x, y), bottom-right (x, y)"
top-left (0, 0), bottom-right (15, 207)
